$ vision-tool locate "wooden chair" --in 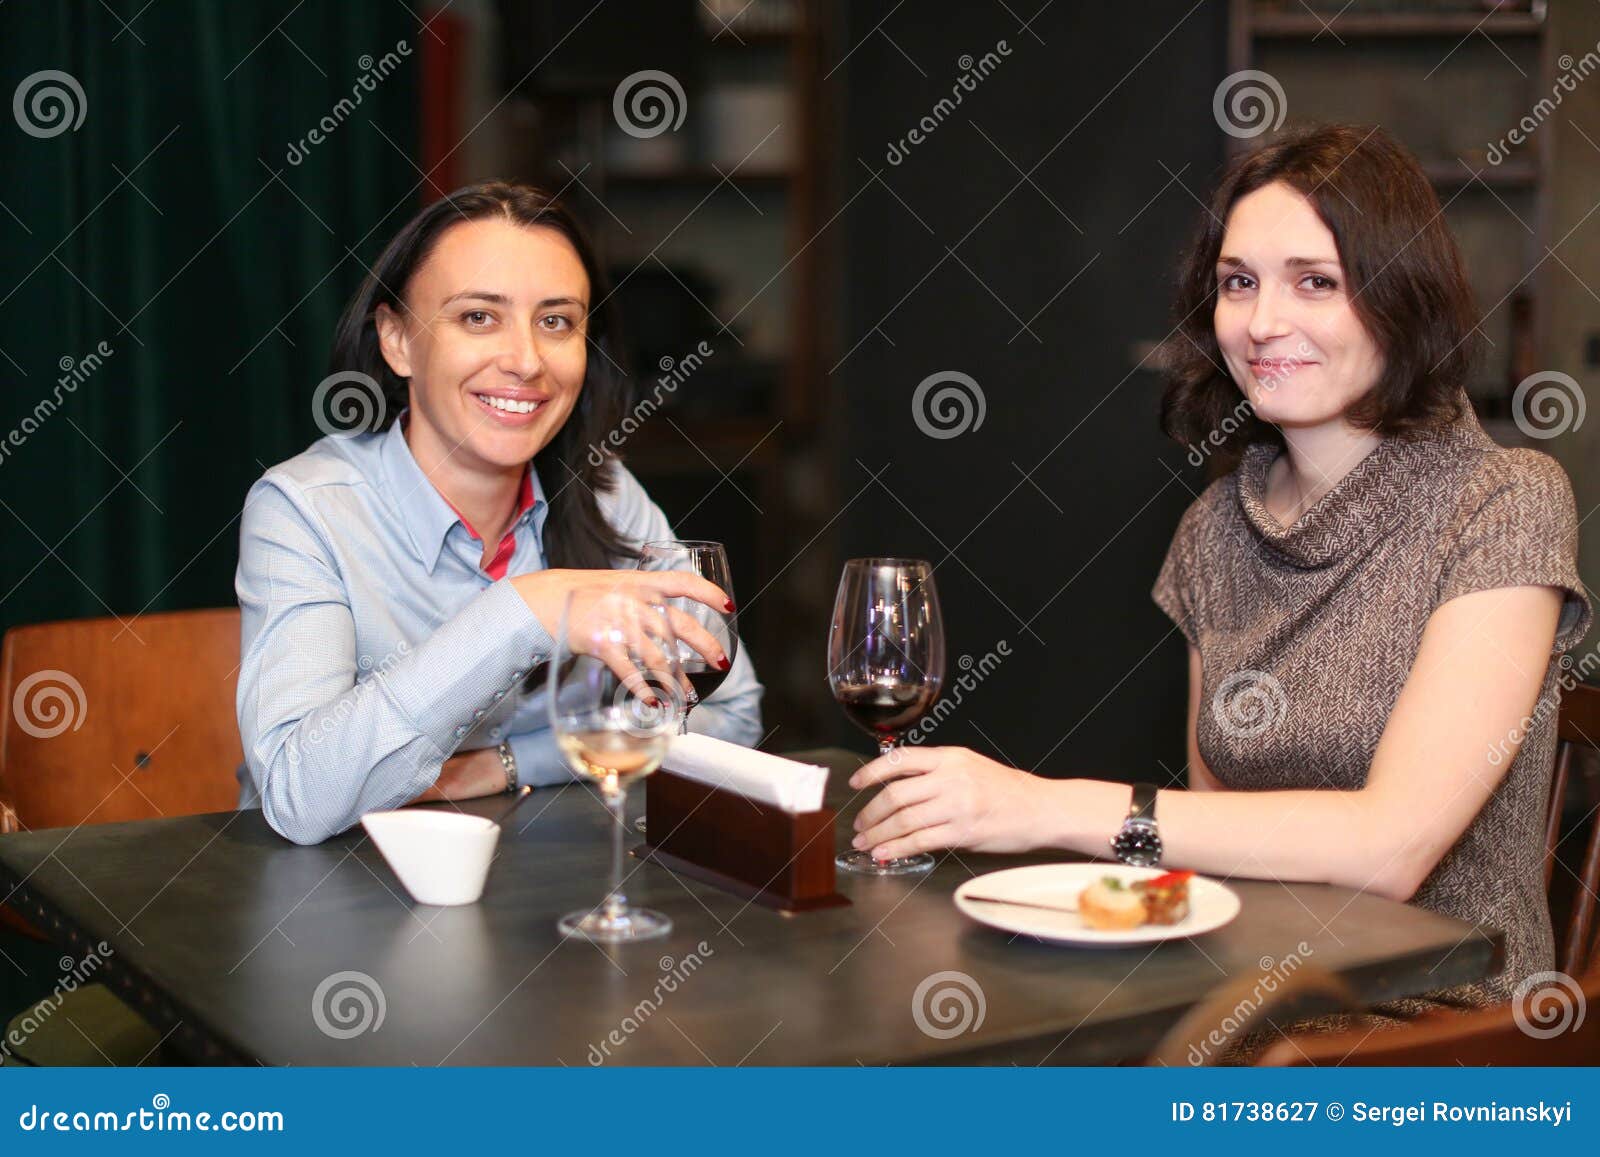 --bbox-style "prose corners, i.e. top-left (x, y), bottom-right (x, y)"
top-left (0, 608), bottom-right (244, 838)
top-left (1545, 681), bottom-right (1600, 979)
top-left (1250, 969), bottom-right (1600, 1065)
top-left (1152, 681), bottom-right (1600, 1066)
top-left (1147, 963), bottom-right (1600, 1066)
top-left (1, 608), bottom-right (245, 939)
top-left (0, 608), bottom-right (244, 1066)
